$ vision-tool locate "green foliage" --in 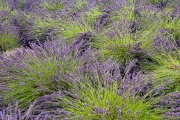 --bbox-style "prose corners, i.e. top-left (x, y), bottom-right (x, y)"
top-left (150, 0), bottom-right (167, 5)
top-left (31, 14), bottom-right (90, 43)
top-left (30, 16), bottom-right (61, 38)
top-left (146, 51), bottom-right (180, 92)
top-left (82, 7), bottom-right (102, 25)
top-left (0, 1), bottom-right (9, 11)
top-left (62, 21), bottom-right (90, 42)
top-left (17, 0), bottom-right (27, 10)
top-left (42, 1), bottom-right (63, 11)
top-left (111, 5), bottom-right (136, 22)
top-left (96, 34), bottom-right (134, 63)
top-left (162, 19), bottom-right (180, 41)
top-left (63, 80), bottom-right (162, 120)
top-left (95, 0), bottom-right (113, 10)
top-left (0, 34), bottom-right (19, 53)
